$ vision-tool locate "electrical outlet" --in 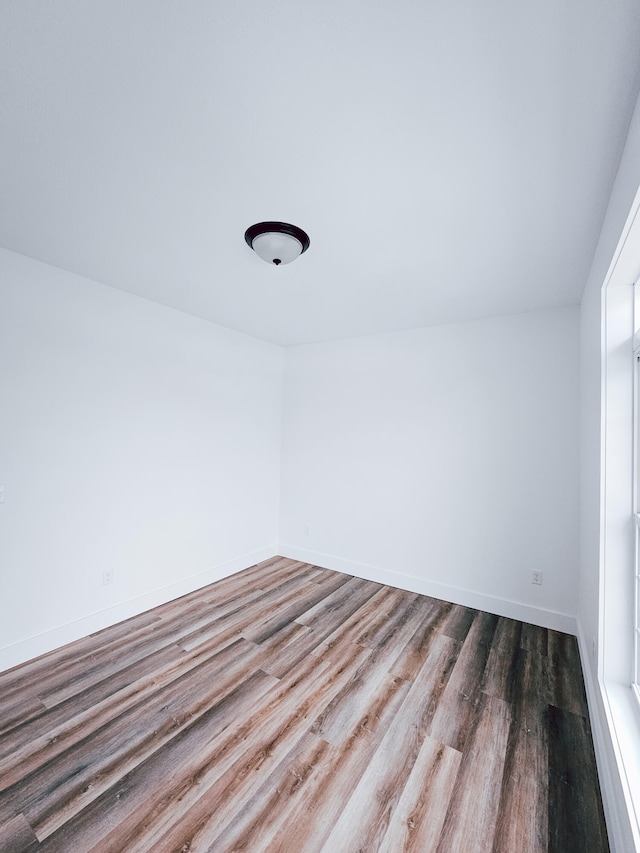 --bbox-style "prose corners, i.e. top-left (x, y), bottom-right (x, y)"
top-left (0, 484), bottom-right (5, 503)
top-left (304, 525), bottom-right (311, 536)
top-left (102, 569), bottom-right (114, 585)
top-left (531, 570), bottom-right (543, 585)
